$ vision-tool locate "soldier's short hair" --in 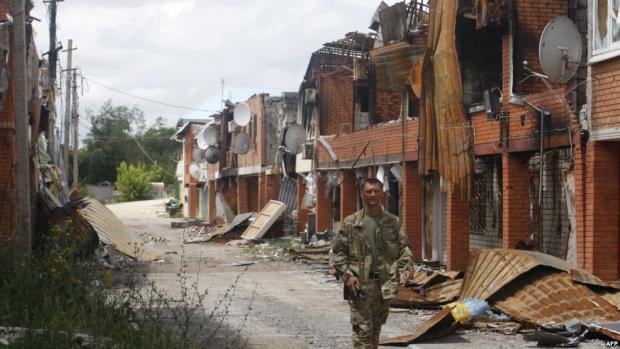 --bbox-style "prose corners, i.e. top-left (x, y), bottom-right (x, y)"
top-left (361, 177), bottom-right (382, 189)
